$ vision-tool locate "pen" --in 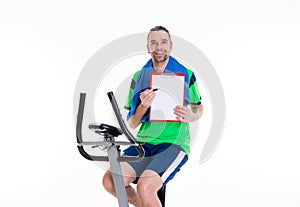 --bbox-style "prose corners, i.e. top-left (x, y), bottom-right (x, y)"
top-left (140, 88), bottom-right (158, 95)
